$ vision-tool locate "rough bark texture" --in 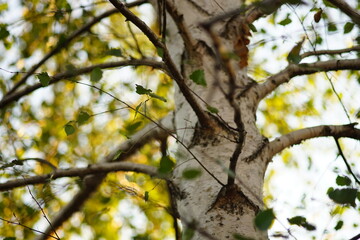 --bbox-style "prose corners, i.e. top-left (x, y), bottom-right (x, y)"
top-left (164, 0), bottom-right (268, 239)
